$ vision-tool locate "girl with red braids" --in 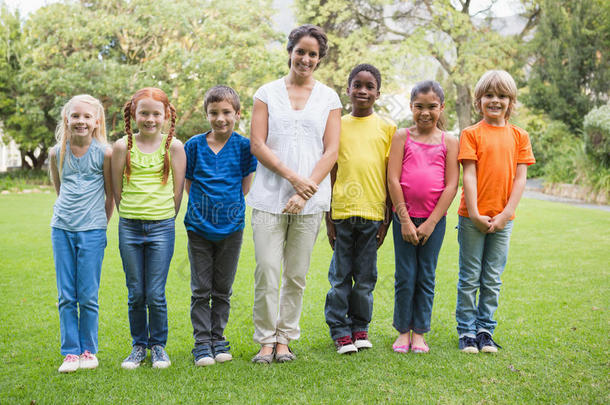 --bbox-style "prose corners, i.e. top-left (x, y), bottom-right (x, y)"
top-left (111, 87), bottom-right (186, 369)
